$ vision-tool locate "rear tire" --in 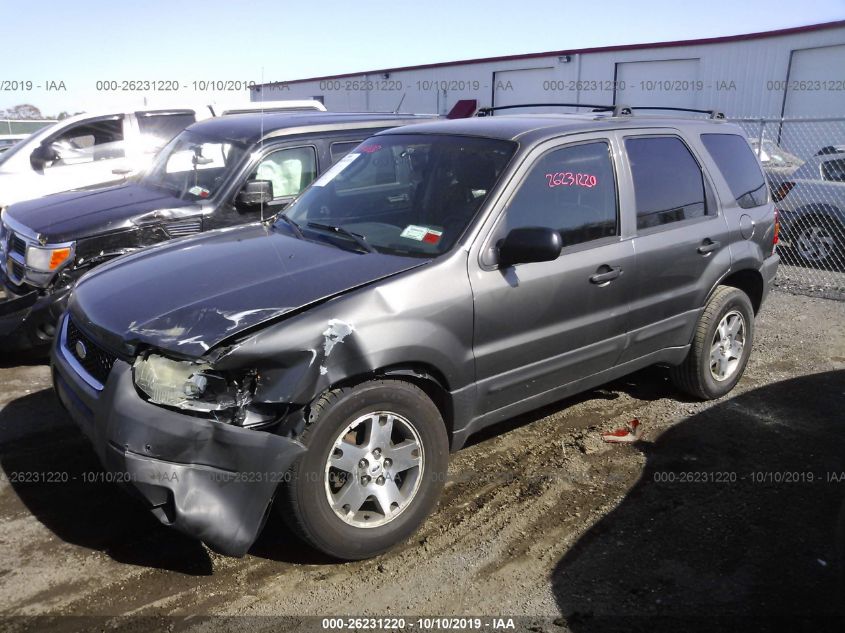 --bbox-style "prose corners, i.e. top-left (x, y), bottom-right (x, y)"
top-left (670, 286), bottom-right (755, 400)
top-left (281, 379), bottom-right (449, 560)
